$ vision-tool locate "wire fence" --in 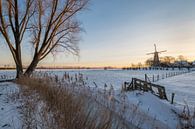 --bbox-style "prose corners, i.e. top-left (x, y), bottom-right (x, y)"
top-left (146, 69), bottom-right (195, 83)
